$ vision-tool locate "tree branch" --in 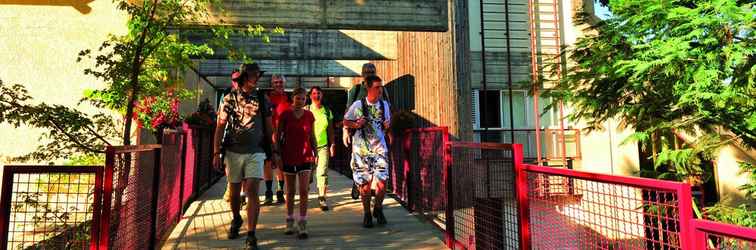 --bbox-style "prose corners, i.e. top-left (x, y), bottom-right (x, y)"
top-left (47, 119), bottom-right (105, 154)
